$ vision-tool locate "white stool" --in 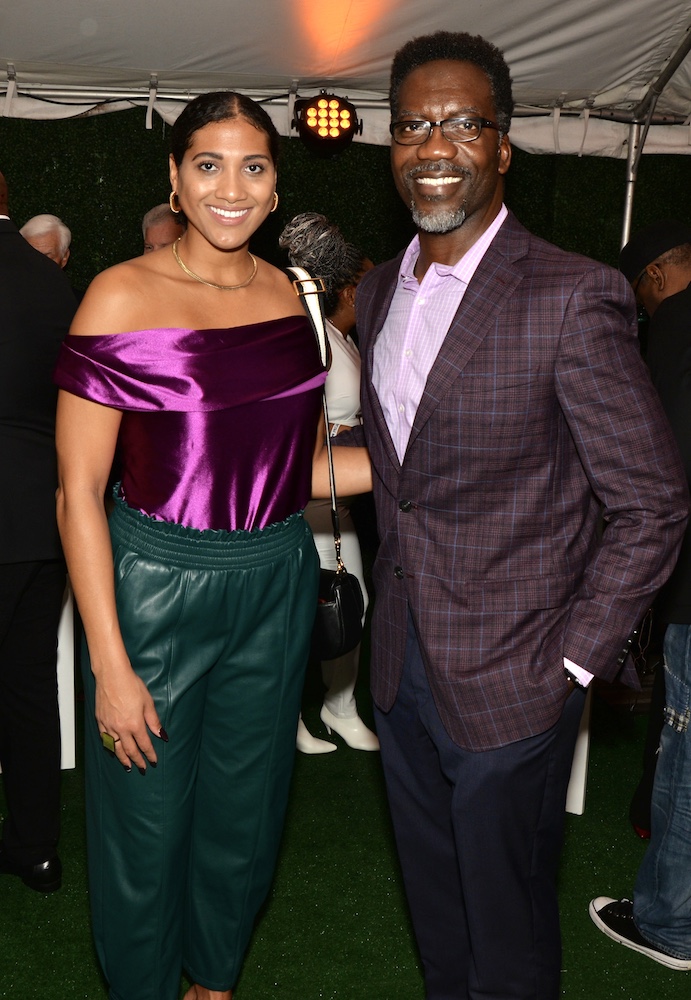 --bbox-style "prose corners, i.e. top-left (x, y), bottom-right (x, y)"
top-left (57, 584), bottom-right (76, 770)
top-left (565, 687), bottom-right (592, 815)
